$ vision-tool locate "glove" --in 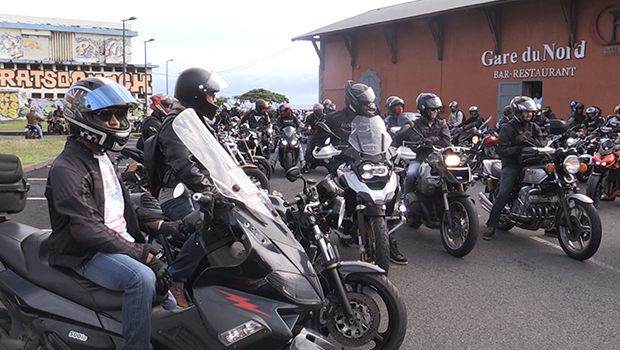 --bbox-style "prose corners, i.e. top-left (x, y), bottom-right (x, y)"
top-left (515, 134), bottom-right (528, 144)
top-left (156, 220), bottom-right (187, 241)
top-left (146, 253), bottom-right (172, 297)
